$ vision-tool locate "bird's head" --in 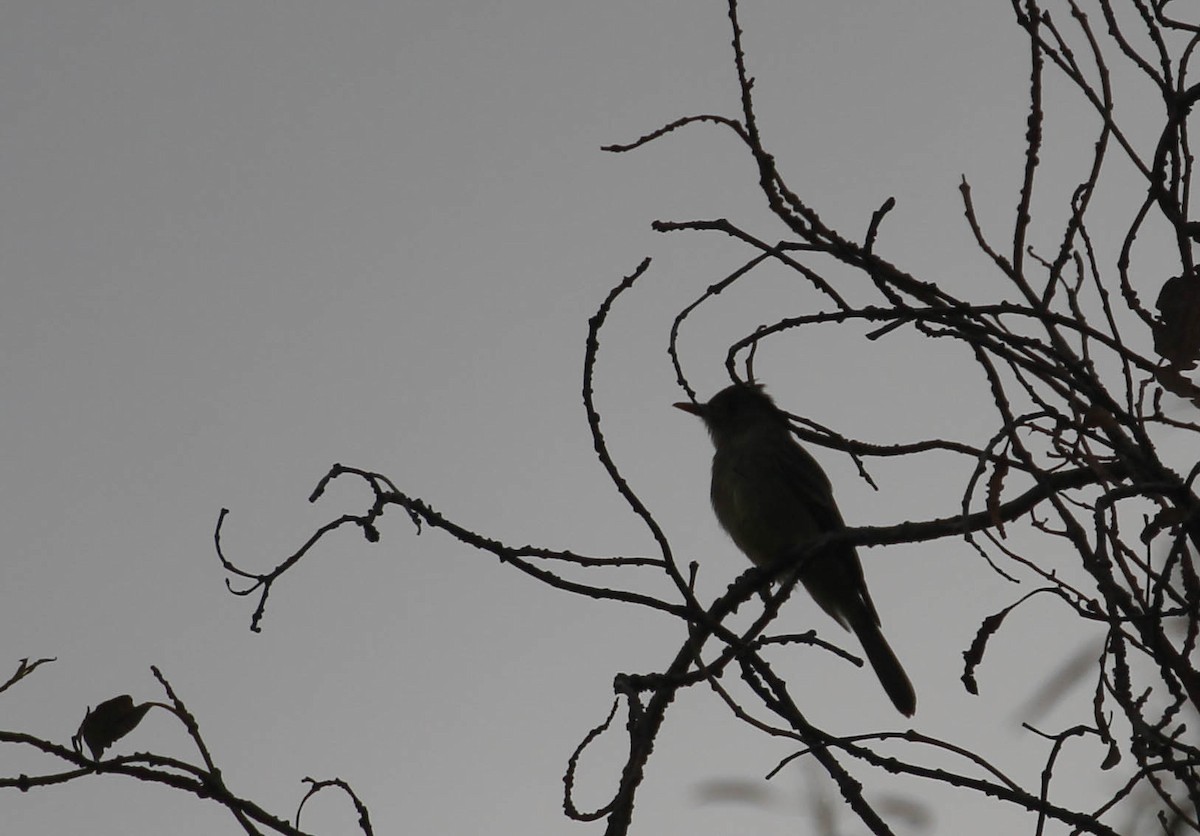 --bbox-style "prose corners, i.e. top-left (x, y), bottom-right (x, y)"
top-left (674, 383), bottom-right (788, 444)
